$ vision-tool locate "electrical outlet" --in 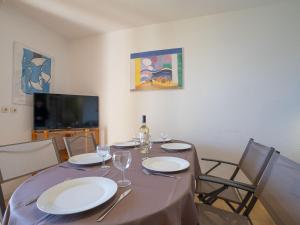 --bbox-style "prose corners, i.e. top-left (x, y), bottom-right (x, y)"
top-left (10, 107), bottom-right (17, 113)
top-left (1, 106), bottom-right (9, 113)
